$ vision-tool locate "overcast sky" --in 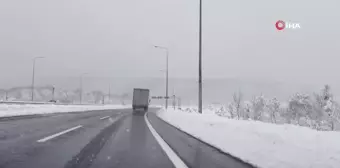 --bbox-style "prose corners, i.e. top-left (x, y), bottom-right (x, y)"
top-left (0, 0), bottom-right (339, 87)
